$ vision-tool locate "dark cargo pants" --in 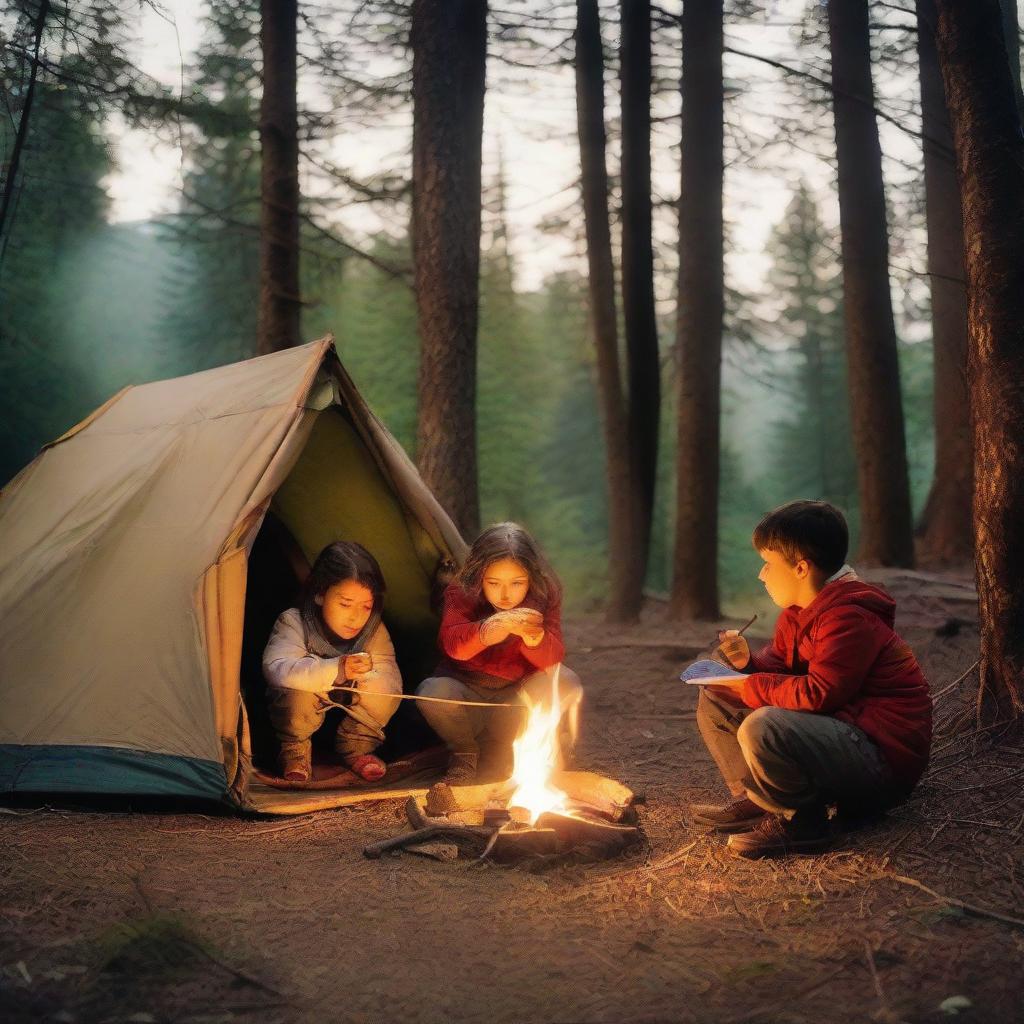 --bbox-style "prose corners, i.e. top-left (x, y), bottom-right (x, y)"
top-left (695, 674), bottom-right (891, 817)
